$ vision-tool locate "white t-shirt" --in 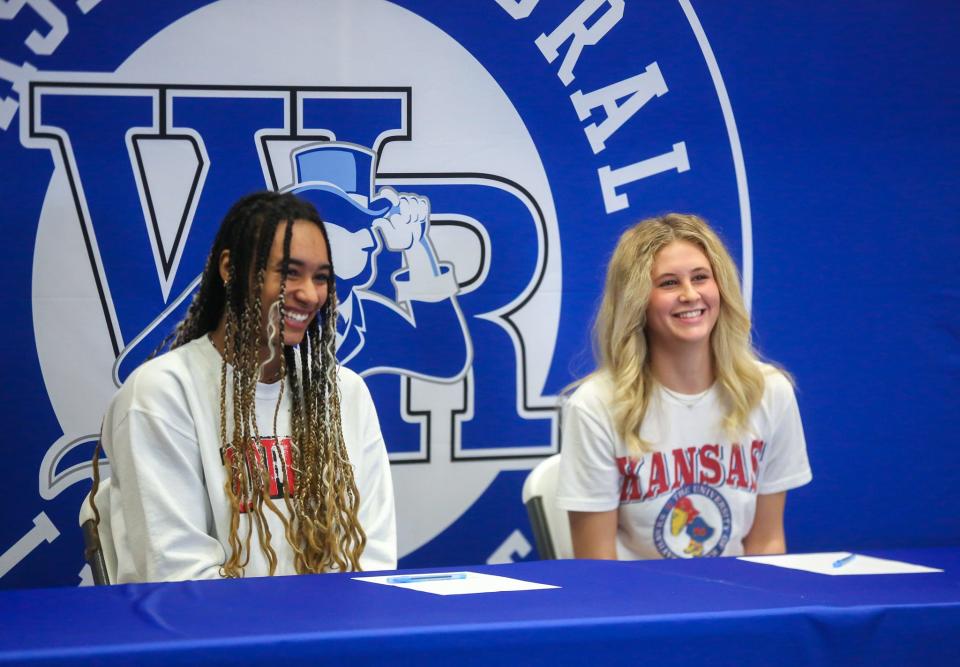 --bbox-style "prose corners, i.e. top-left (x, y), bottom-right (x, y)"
top-left (557, 364), bottom-right (812, 559)
top-left (99, 336), bottom-right (397, 582)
